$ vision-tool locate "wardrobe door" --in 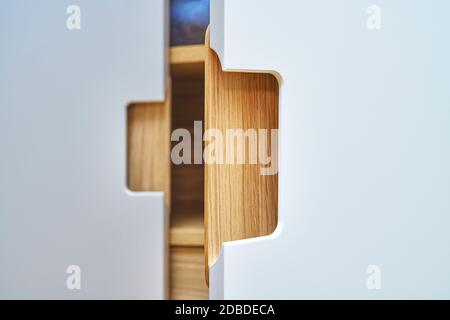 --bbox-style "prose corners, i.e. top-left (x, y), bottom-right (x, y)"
top-left (208, 0), bottom-right (450, 299)
top-left (0, 0), bottom-right (170, 299)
